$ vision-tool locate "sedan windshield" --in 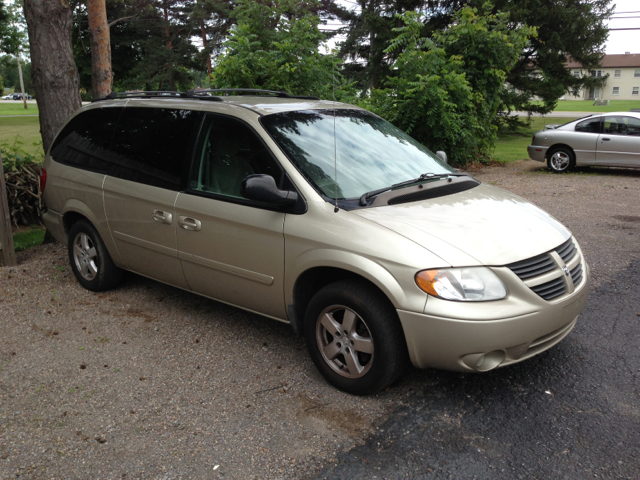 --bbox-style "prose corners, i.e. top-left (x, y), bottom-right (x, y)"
top-left (261, 109), bottom-right (455, 200)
